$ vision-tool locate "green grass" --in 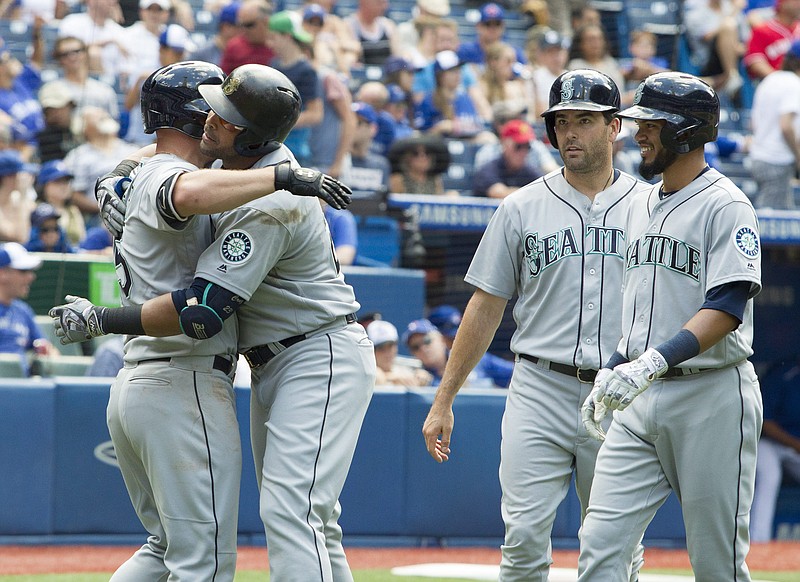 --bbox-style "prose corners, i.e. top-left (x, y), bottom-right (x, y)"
top-left (0, 571), bottom-right (797, 582)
